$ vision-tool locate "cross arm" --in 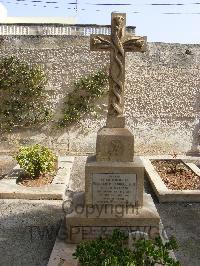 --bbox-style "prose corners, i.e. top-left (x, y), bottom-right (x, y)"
top-left (123, 35), bottom-right (147, 52)
top-left (90, 34), bottom-right (111, 51)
